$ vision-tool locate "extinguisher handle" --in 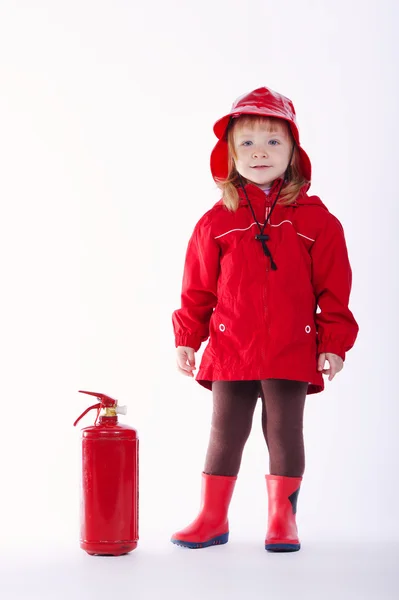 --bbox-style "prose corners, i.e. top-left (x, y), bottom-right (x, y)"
top-left (78, 390), bottom-right (118, 407)
top-left (73, 402), bottom-right (102, 427)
